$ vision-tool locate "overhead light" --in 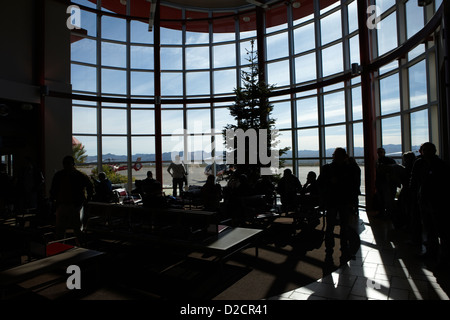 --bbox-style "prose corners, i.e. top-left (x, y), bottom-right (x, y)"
top-left (243, 16), bottom-right (251, 22)
top-left (119, 0), bottom-right (126, 5)
top-left (292, 1), bottom-right (301, 8)
top-left (246, 0), bottom-right (268, 9)
top-left (146, 0), bottom-right (157, 32)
